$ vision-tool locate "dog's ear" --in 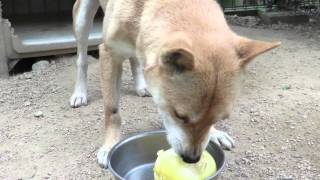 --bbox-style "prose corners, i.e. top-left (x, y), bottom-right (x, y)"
top-left (159, 33), bottom-right (194, 74)
top-left (235, 36), bottom-right (281, 68)
top-left (160, 48), bottom-right (194, 73)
